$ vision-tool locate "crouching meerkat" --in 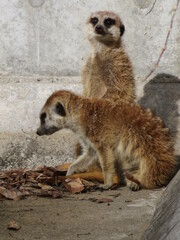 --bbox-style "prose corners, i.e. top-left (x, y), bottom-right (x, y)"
top-left (37, 90), bottom-right (176, 190)
top-left (82, 11), bottom-right (135, 103)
